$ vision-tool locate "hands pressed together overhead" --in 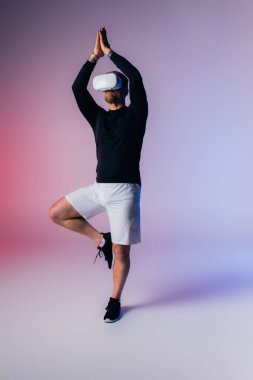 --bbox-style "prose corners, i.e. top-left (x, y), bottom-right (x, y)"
top-left (93, 27), bottom-right (111, 58)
